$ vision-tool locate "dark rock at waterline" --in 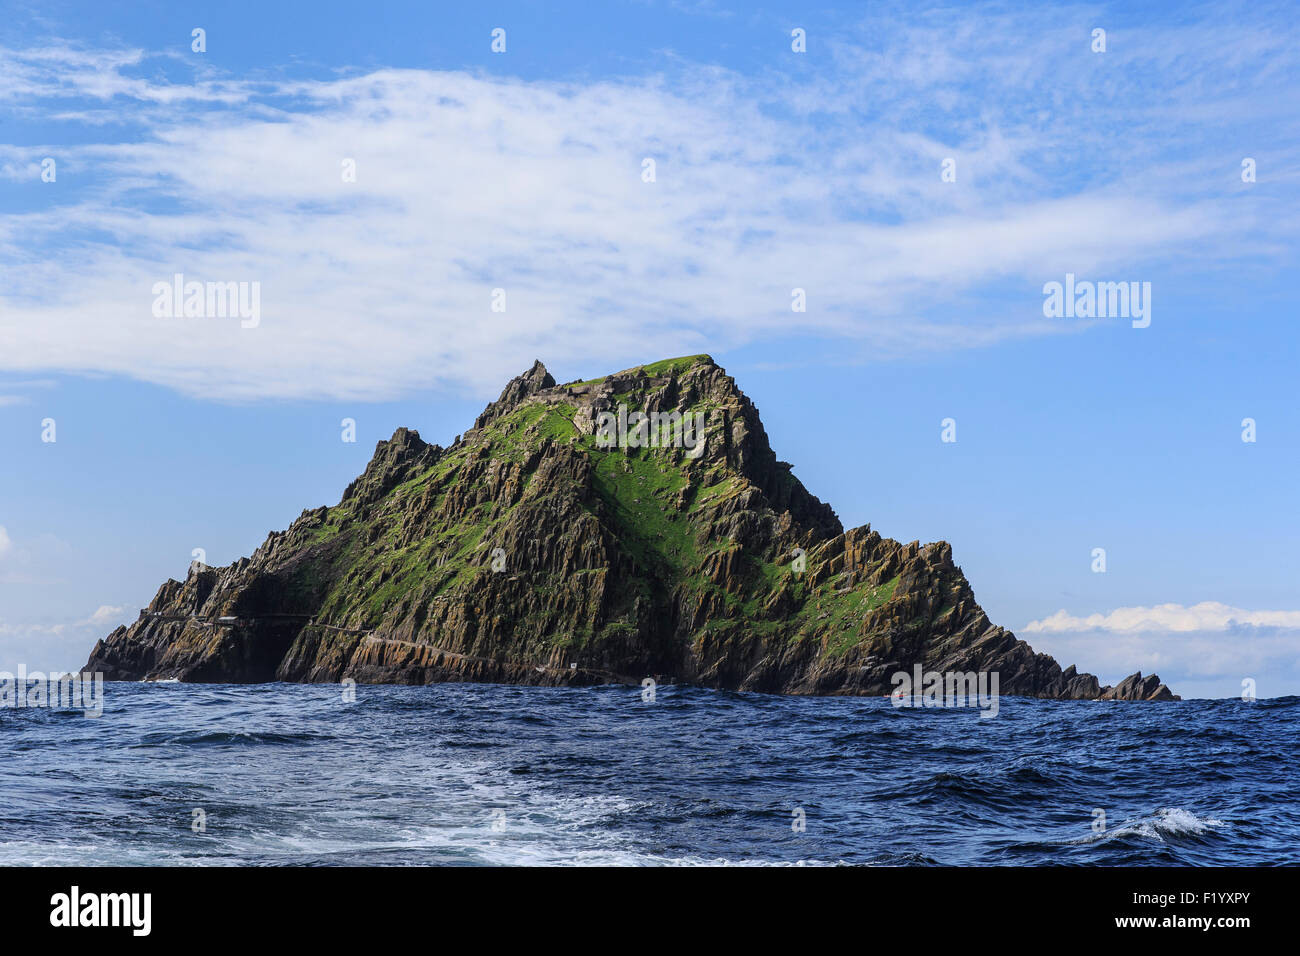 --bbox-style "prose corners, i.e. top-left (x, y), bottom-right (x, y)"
top-left (1100, 672), bottom-right (1180, 702)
